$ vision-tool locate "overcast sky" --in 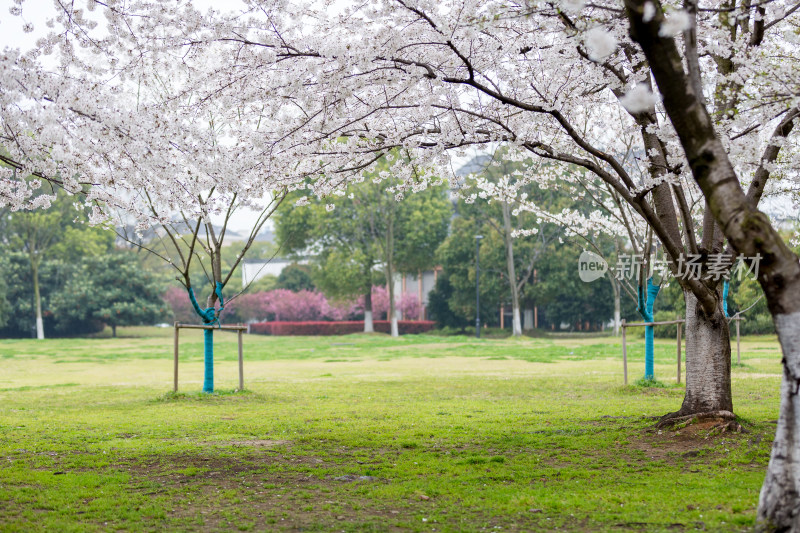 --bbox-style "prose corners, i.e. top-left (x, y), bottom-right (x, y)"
top-left (1, 0), bottom-right (52, 52)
